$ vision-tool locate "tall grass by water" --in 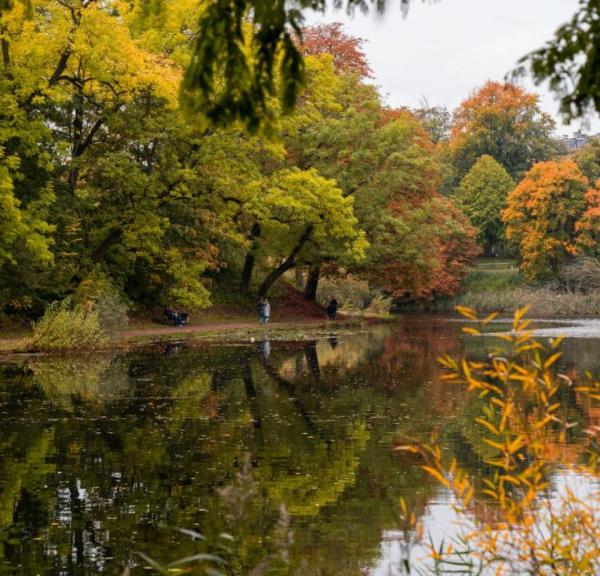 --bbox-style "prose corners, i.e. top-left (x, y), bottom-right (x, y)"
top-left (430, 267), bottom-right (600, 316)
top-left (455, 286), bottom-right (600, 316)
